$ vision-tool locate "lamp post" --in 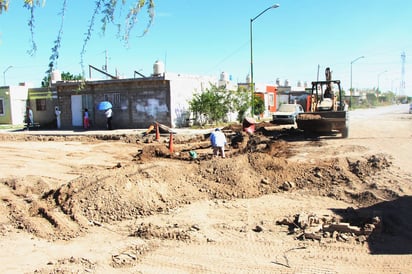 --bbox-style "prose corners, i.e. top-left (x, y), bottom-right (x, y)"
top-left (391, 78), bottom-right (399, 101)
top-left (377, 70), bottom-right (387, 93)
top-left (250, 4), bottom-right (279, 116)
top-left (3, 65), bottom-right (13, 86)
top-left (376, 70), bottom-right (387, 104)
top-left (350, 56), bottom-right (364, 109)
